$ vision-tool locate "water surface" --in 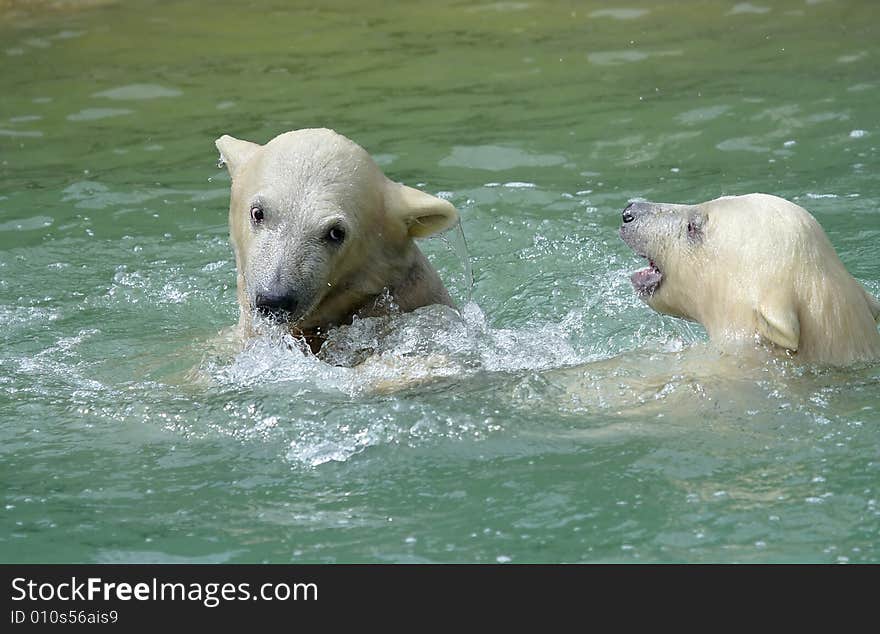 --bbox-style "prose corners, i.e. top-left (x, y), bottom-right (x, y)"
top-left (1, 0), bottom-right (878, 563)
